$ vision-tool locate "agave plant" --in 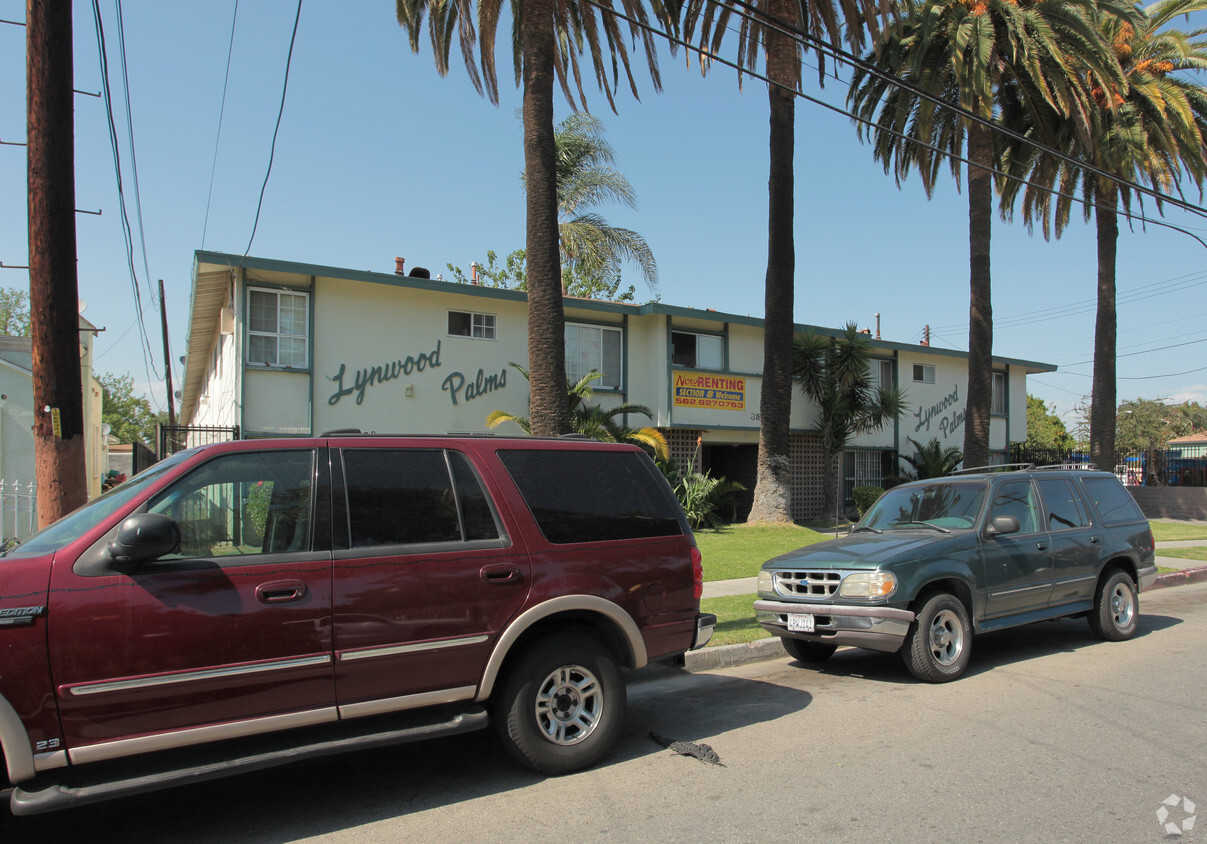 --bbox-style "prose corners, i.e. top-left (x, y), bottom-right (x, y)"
top-left (486, 364), bottom-right (668, 460)
top-left (657, 450), bottom-right (747, 529)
